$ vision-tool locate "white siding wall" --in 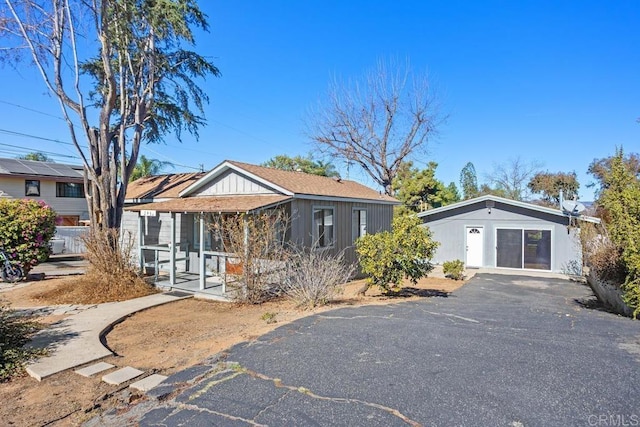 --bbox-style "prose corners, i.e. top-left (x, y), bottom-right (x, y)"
top-left (195, 170), bottom-right (276, 196)
top-left (0, 176), bottom-right (88, 219)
